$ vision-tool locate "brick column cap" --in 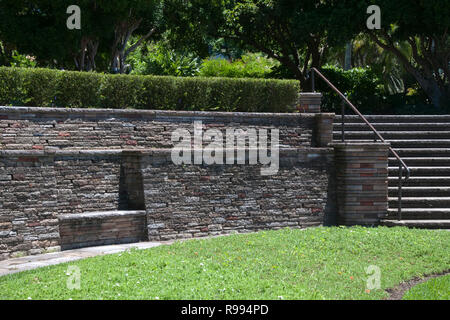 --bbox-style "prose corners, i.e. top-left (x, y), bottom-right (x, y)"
top-left (299, 92), bottom-right (323, 97)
